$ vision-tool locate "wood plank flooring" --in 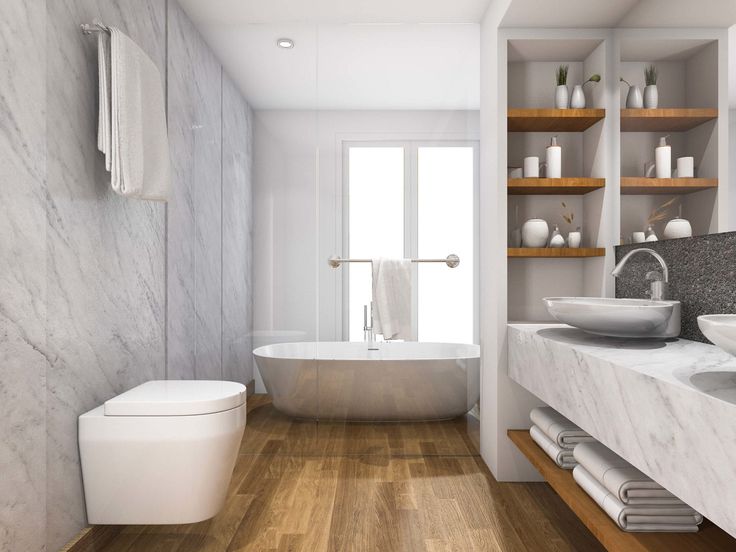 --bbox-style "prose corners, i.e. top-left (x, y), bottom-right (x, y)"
top-left (74, 395), bottom-right (603, 552)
